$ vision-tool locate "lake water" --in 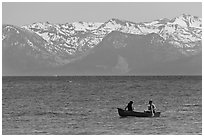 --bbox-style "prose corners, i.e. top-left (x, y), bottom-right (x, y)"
top-left (2, 76), bottom-right (202, 134)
